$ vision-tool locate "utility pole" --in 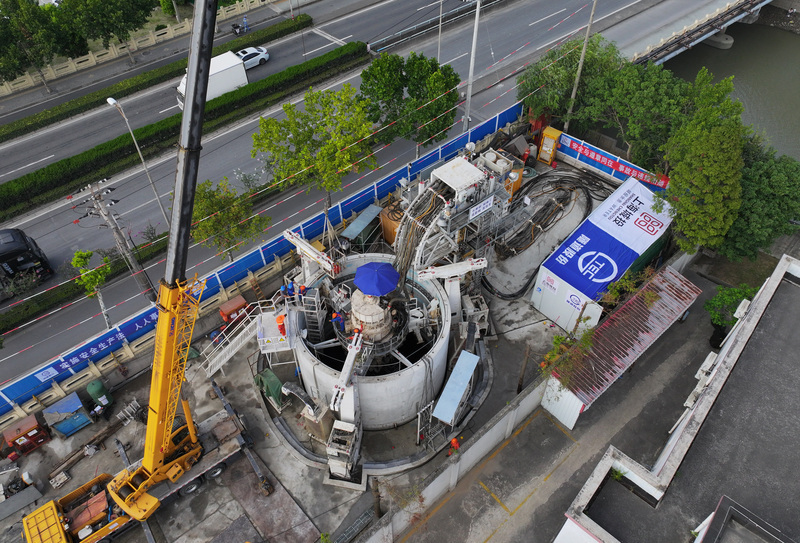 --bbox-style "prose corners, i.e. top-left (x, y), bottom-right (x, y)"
top-left (462, 0), bottom-right (481, 133)
top-left (564, 0), bottom-right (598, 133)
top-left (87, 182), bottom-right (157, 303)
